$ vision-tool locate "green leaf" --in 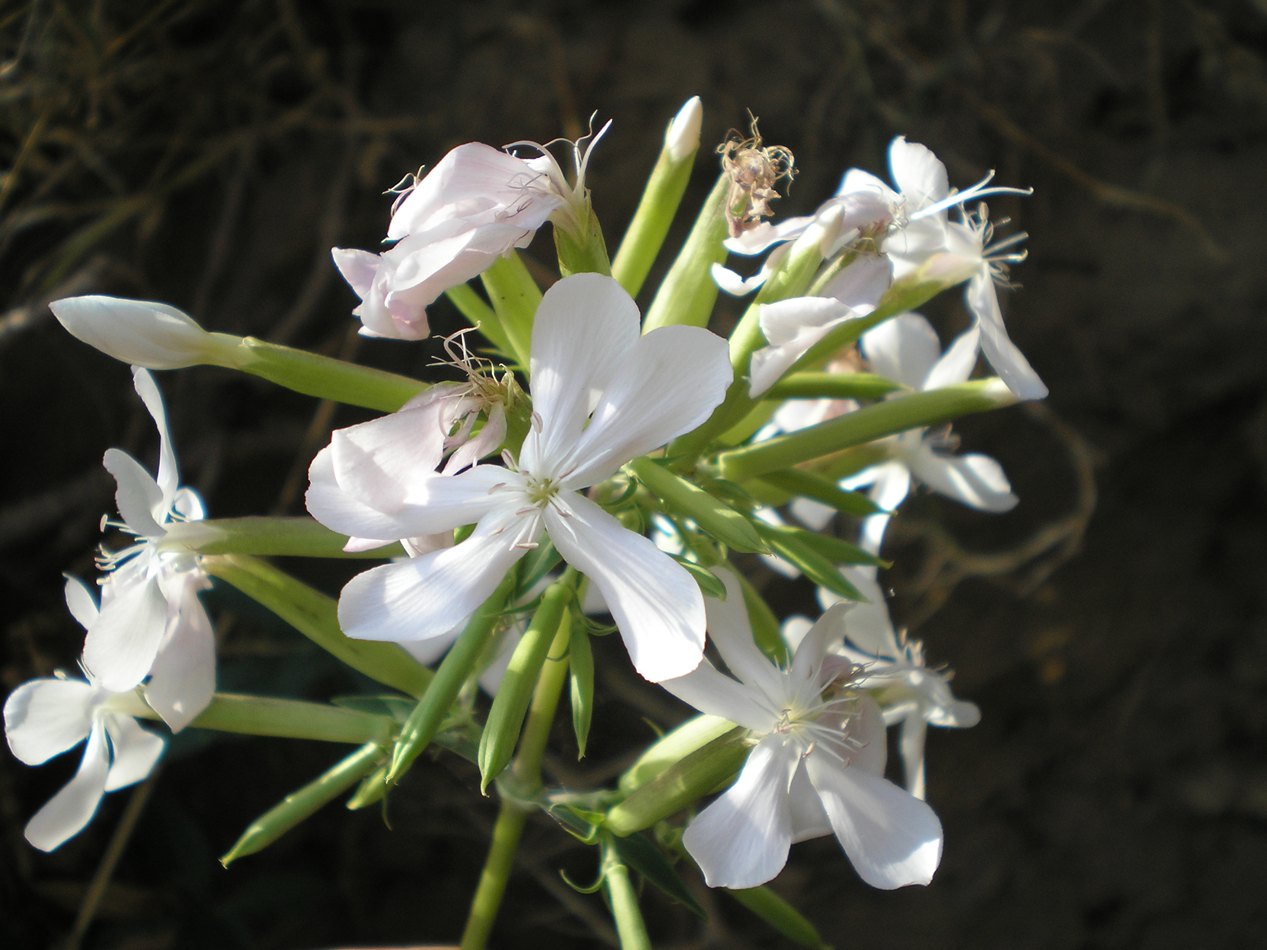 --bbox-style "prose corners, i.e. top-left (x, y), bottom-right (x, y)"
top-left (754, 523), bottom-right (864, 601)
top-left (477, 583), bottom-right (572, 792)
top-left (569, 621), bottom-right (594, 760)
top-left (674, 557), bottom-right (727, 599)
top-left (756, 469), bottom-right (885, 517)
top-left (221, 742), bottom-right (384, 865)
top-left (627, 456), bottom-right (767, 554)
top-left (735, 571), bottom-right (788, 665)
top-left (725, 886), bottom-right (830, 949)
top-left (609, 832), bottom-right (705, 919)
